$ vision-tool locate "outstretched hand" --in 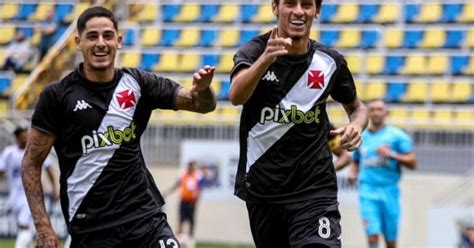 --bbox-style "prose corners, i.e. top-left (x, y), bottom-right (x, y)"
top-left (262, 26), bottom-right (292, 64)
top-left (330, 123), bottom-right (362, 152)
top-left (192, 65), bottom-right (215, 92)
